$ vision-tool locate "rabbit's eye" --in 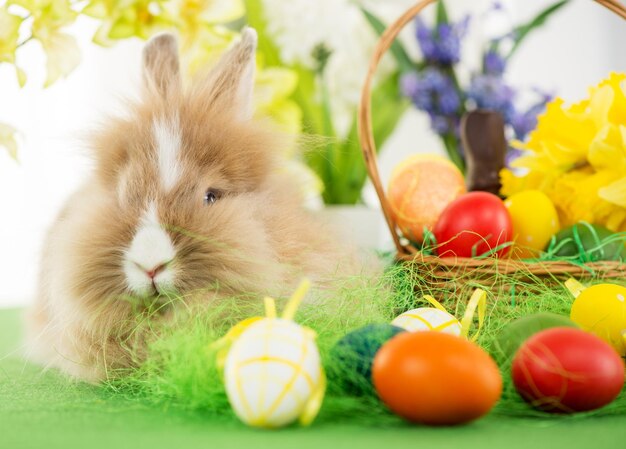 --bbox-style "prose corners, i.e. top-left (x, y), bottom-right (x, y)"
top-left (204, 189), bottom-right (221, 205)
